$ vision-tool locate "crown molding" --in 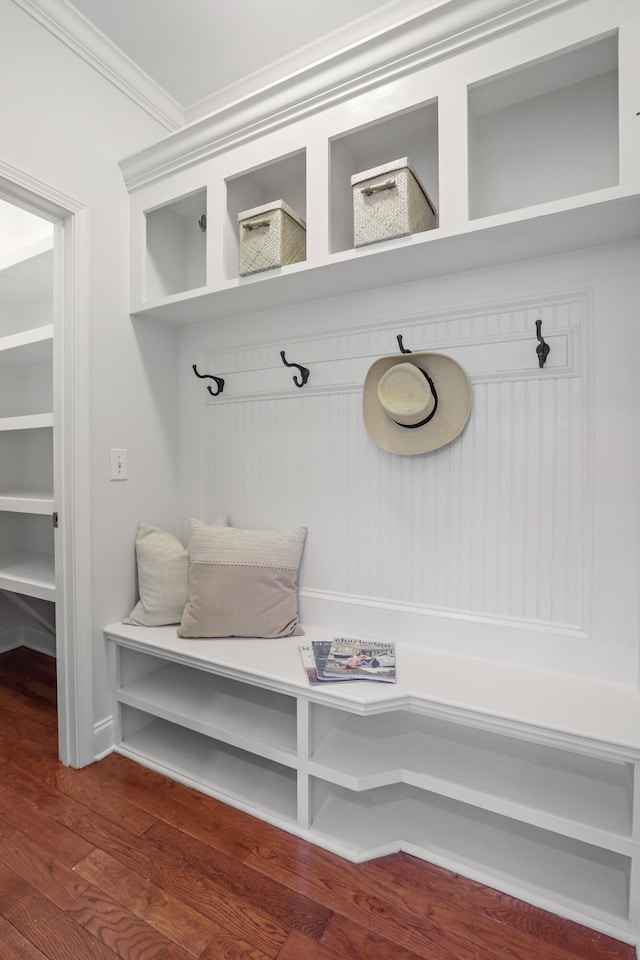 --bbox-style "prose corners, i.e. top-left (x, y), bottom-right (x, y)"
top-left (119, 0), bottom-right (582, 191)
top-left (11, 0), bottom-right (183, 131)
